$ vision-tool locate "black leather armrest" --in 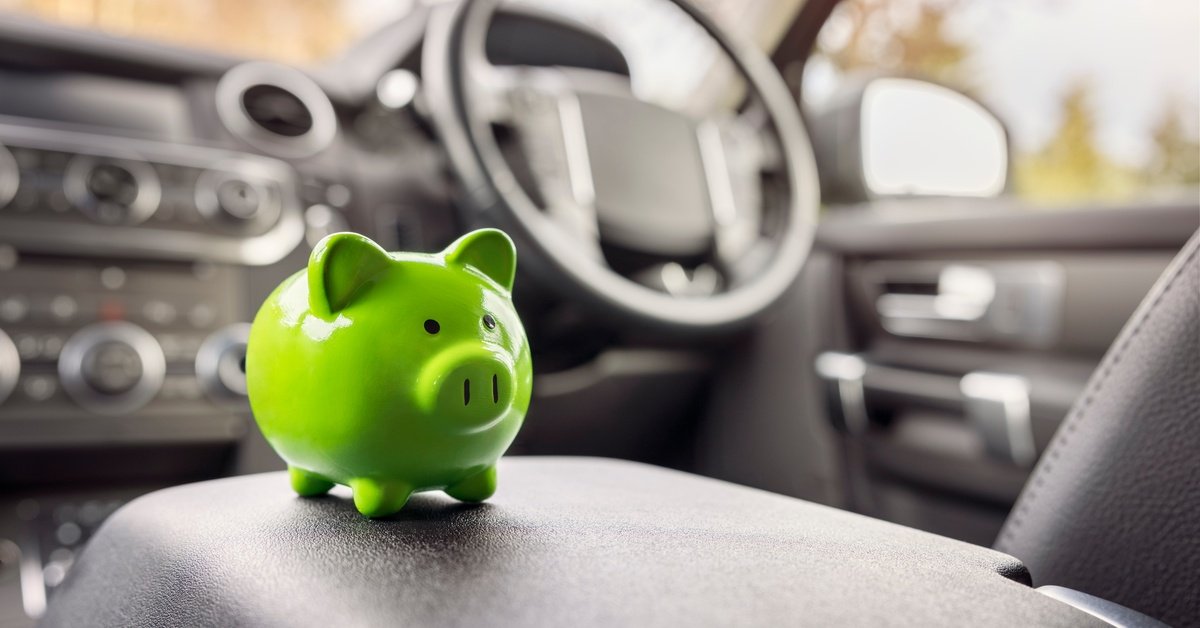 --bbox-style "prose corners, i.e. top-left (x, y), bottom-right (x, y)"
top-left (43, 457), bottom-right (1098, 627)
